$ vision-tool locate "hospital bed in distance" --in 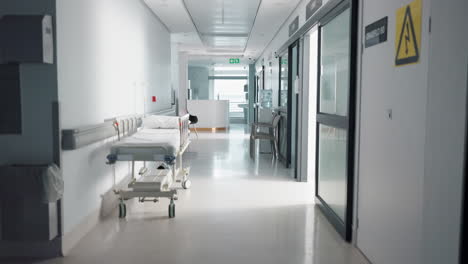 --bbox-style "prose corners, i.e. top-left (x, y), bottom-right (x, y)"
top-left (106, 114), bottom-right (191, 219)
